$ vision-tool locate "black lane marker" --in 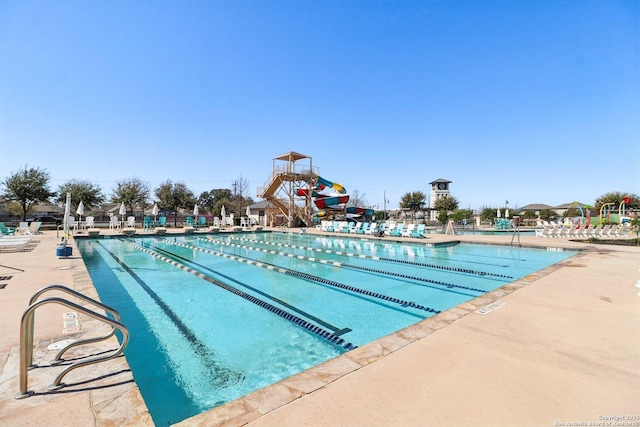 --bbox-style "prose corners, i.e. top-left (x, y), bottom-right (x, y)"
top-left (96, 241), bottom-right (245, 387)
top-left (199, 237), bottom-right (485, 295)
top-left (143, 241), bottom-right (349, 336)
top-left (213, 234), bottom-right (513, 279)
top-left (120, 238), bottom-right (356, 350)
top-left (178, 238), bottom-right (440, 314)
